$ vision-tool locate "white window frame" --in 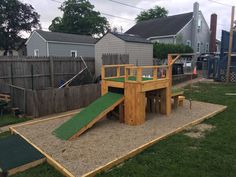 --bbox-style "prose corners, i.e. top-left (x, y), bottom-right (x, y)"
top-left (205, 43), bottom-right (209, 53)
top-left (34, 49), bottom-right (39, 57)
top-left (70, 50), bottom-right (77, 57)
top-left (186, 40), bottom-right (191, 47)
top-left (197, 42), bottom-right (200, 53)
